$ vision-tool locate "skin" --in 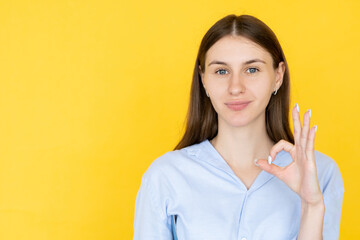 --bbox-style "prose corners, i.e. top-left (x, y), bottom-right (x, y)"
top-left (199, 34), bottom-right (284, 188)
top-left (199, 35), bottom-right (324, 239)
